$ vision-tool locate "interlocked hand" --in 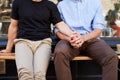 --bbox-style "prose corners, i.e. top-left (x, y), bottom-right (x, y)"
top-left (70, 31), bottom-right (85, 48)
